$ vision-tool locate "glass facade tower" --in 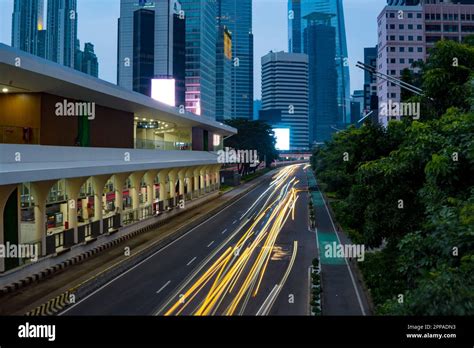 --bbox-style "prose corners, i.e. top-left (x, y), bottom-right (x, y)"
top-left (218, 0), bottom-right (254, 119)
top-left (180, 0), bottom-right (218, 119)
top-left (288, 0), bottom-right (351, 126)
top-left (11, 0), bottom-right (44, 56)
